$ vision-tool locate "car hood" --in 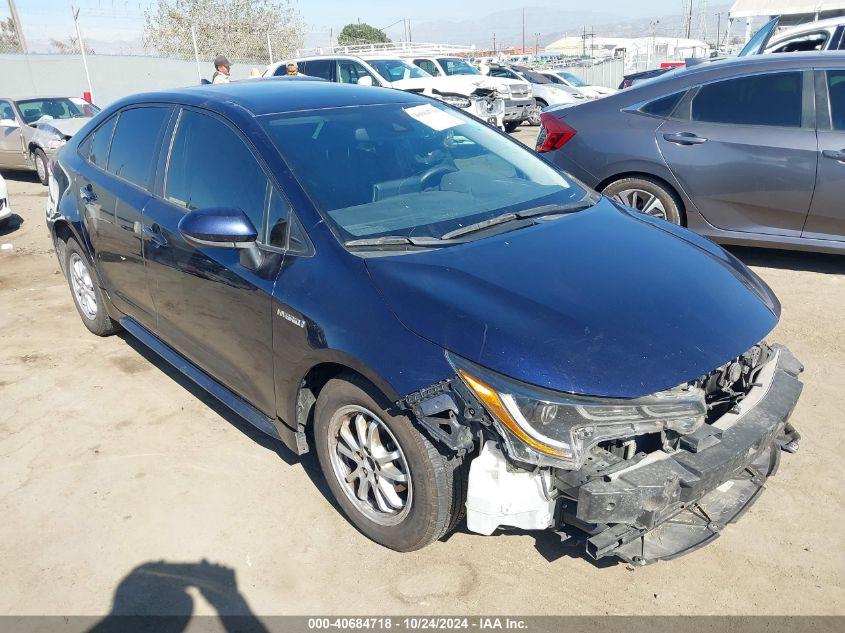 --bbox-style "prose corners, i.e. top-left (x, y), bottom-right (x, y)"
top-left (391, 75), bottom-right (499, 95)
top-left (34, 117), bottom-right (89, 137)
top-left (365, 199), bottom-right (780, 398)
